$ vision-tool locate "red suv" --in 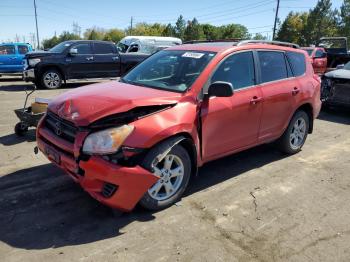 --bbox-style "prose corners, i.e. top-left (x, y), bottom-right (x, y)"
top-left (36, 40), bottom-right (321, 212)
